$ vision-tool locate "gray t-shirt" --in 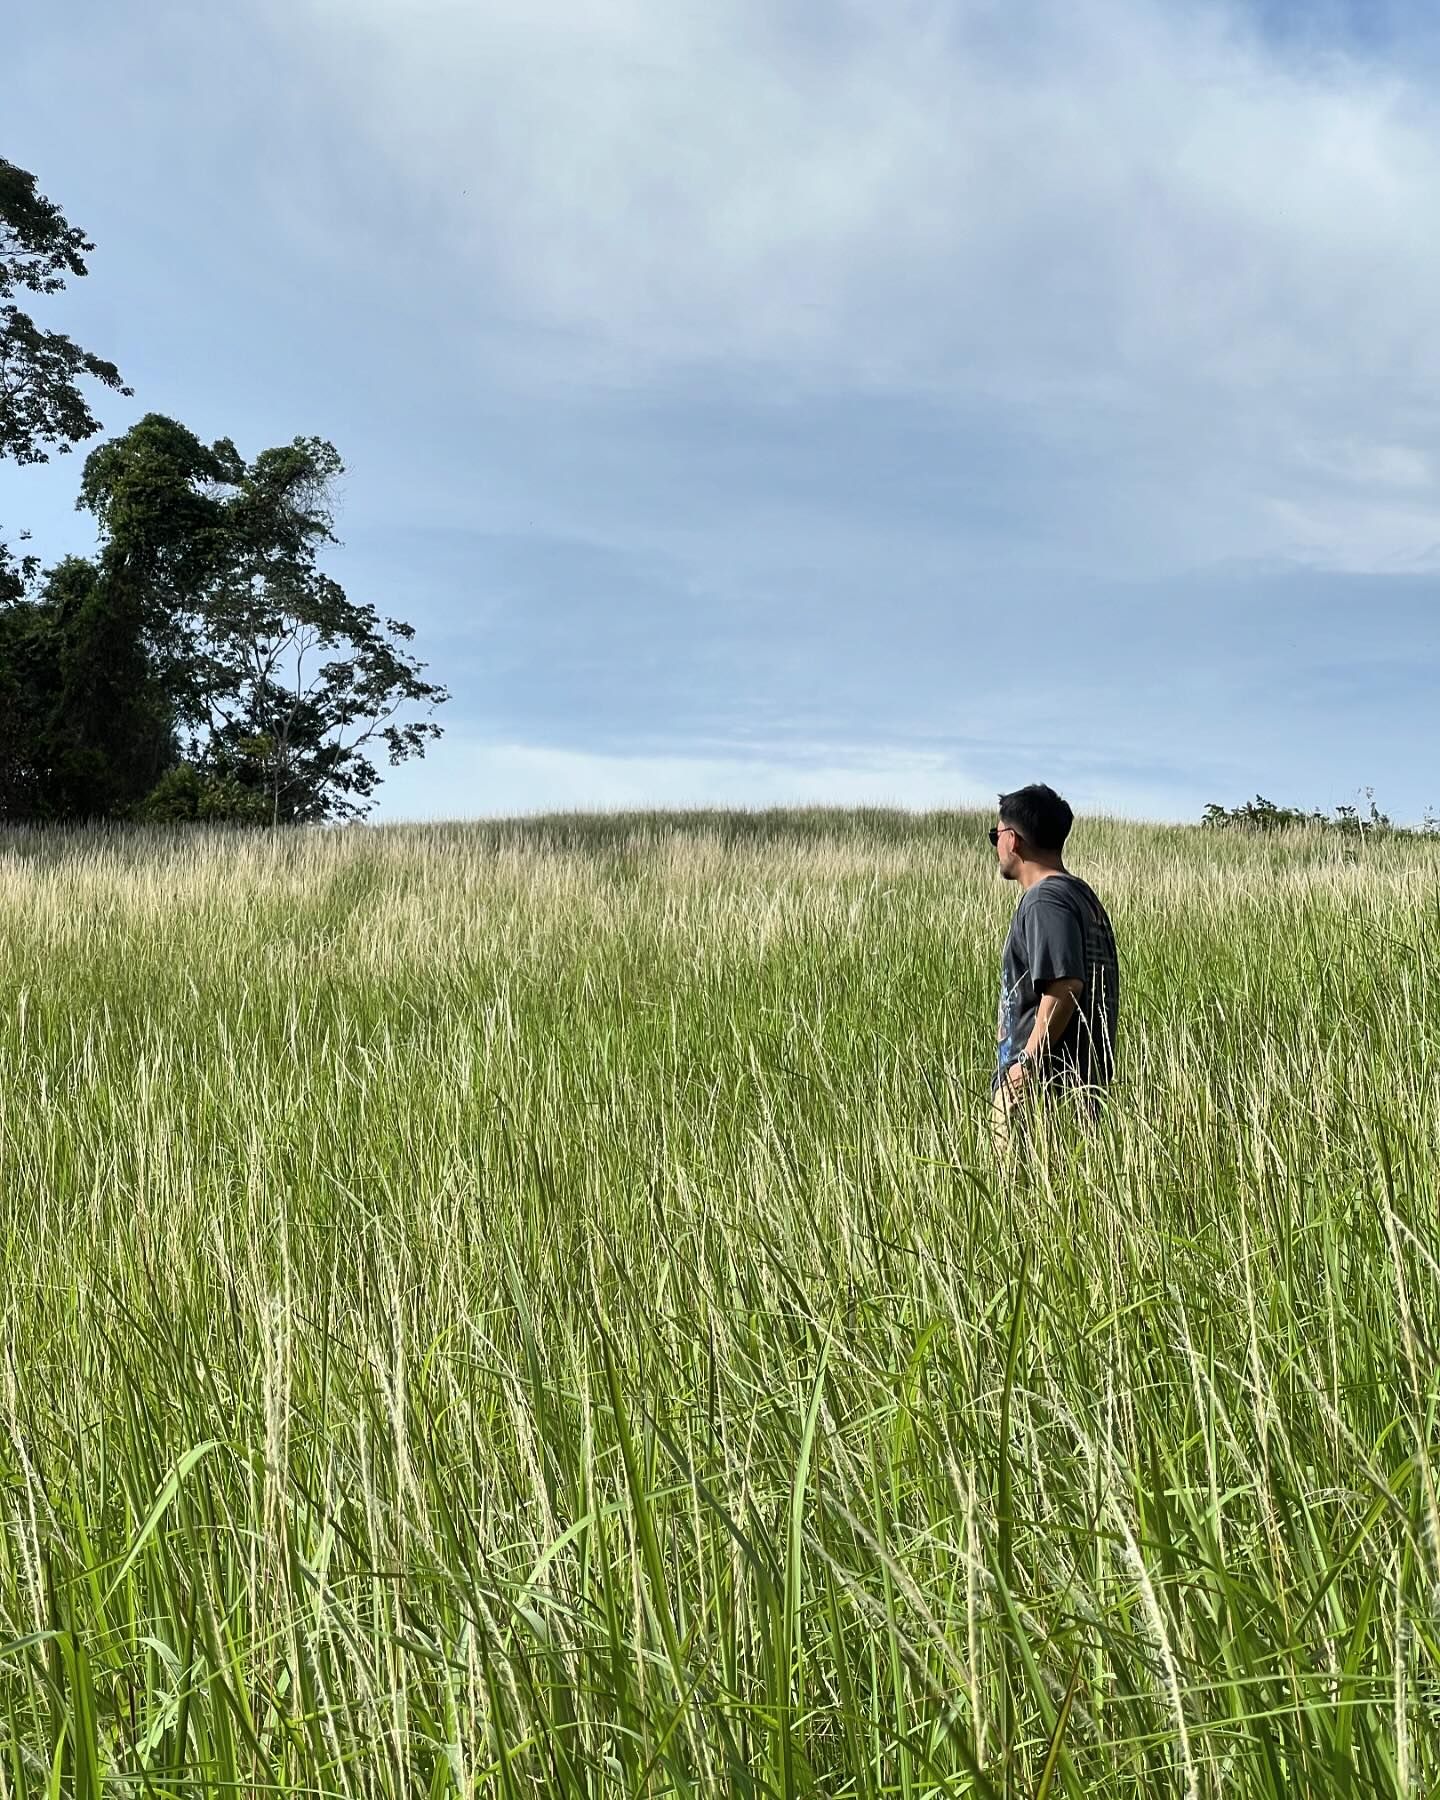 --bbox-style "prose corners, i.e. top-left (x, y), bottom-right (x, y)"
top-left (996, 872), bottom-right (1119, 1088)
